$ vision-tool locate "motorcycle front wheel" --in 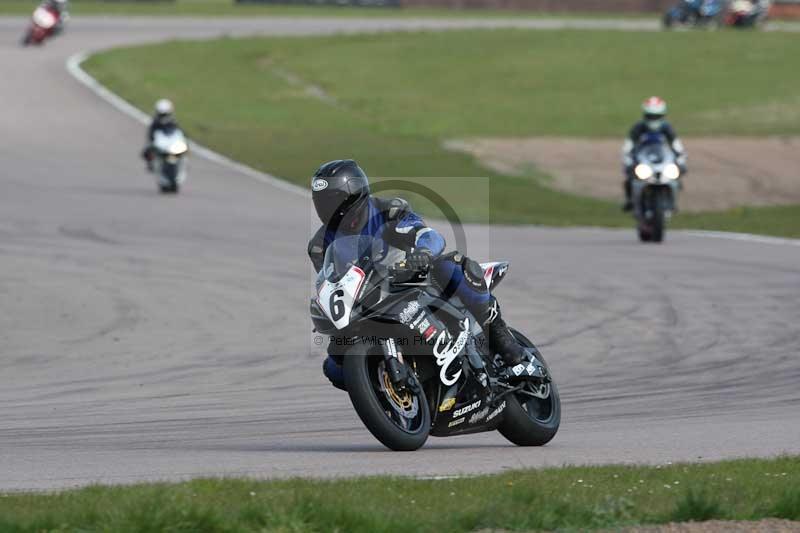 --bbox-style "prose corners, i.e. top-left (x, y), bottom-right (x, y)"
top-left (498, 329), bottom-right (561, 446)
top-left (343, 348), bottom-right (430, 451)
